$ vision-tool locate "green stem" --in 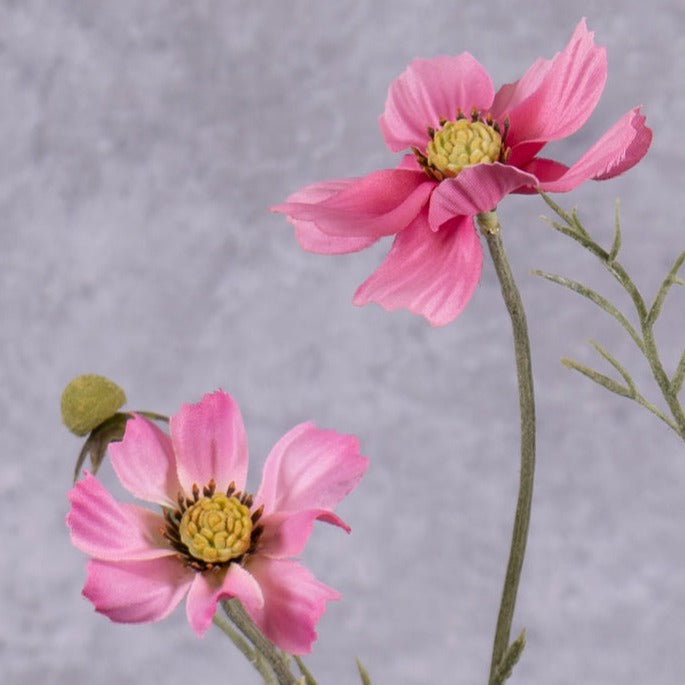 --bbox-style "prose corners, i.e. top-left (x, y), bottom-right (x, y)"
top-left (477, 212), bottom-right (536, 685)
top-left (135, 410), bottom-right (170, 422)
top-left (212, 612), bottom-right (276, 684)
top-left (640, 322), bottom-right (685, 438)
top-left (221, 599), bottom-right (299, 685)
